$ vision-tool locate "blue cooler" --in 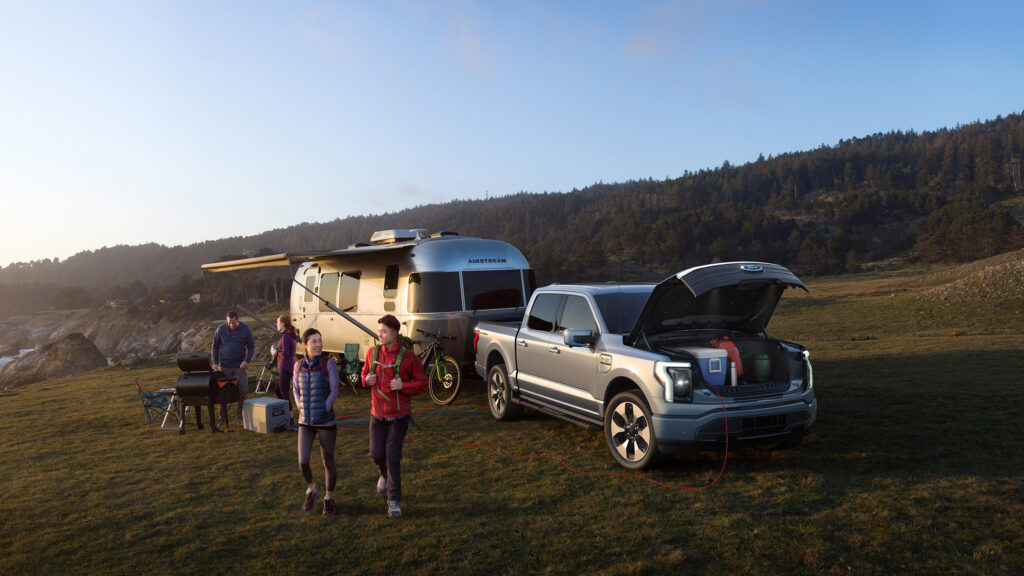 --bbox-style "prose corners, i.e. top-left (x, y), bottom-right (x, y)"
top-left (681, 347), bottom-right (729, 387)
